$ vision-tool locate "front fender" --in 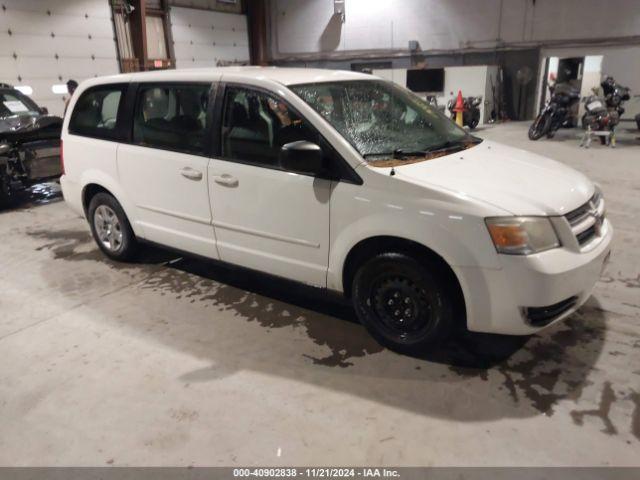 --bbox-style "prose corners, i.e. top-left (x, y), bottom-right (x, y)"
top-left (327, 205), bottom-right (501, 293)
